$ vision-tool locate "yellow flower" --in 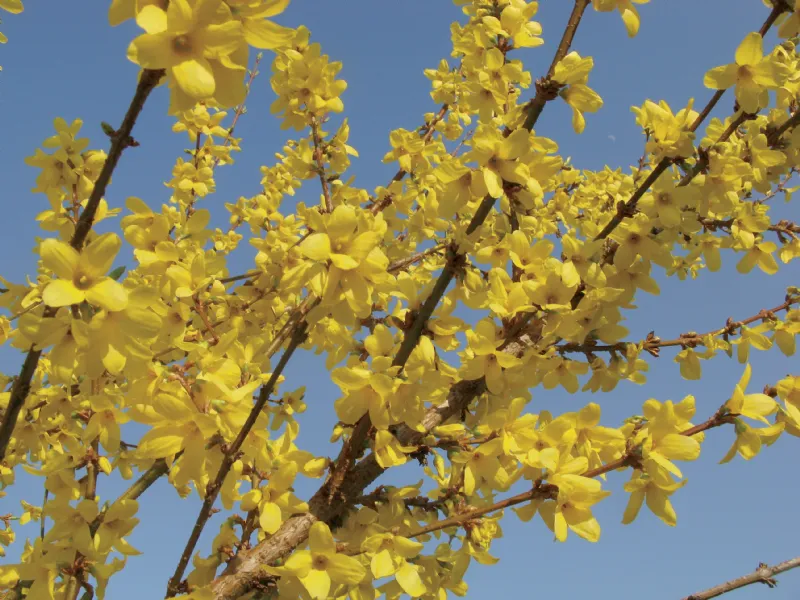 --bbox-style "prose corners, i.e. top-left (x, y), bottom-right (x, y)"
top-left (778, 0), bottom-right (800, 38)
top-left (299, 205), bottom-right (388, 318)
top-left (40, 233), bottom-right (128, 311)
top-left (465, 126), bottom-right (536, 199)
top-left (127, 0), bottom-right (245, 107)
top-left (631, 100), bottom-right (698, 159)
top-left (540, 474), bottom-right (610, 542)
top-left (725, 364), bottom-right (778, 425)
top-left (622, 473), bottom-right (686, 526)
top-left (451, 437), bottom-right (510, 496)
top-left (0, 0), bottom-right (23, 14)
top-left (553, 52), bottom-right (603, 133)
top-left (265, 521), bottom-right (366, 599)
top-left (226, 0), bottom-right (294, 49)
top-left (361, 533), bottom-right (426, 597)
top-left (719, 419), bottom-right (783, 463)
top-left (704, 32), bottom-right (785, 113)
top-left (460, 319), bottom-right (522, 395)
top-left (591, 0), bottom-right (649, 38)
